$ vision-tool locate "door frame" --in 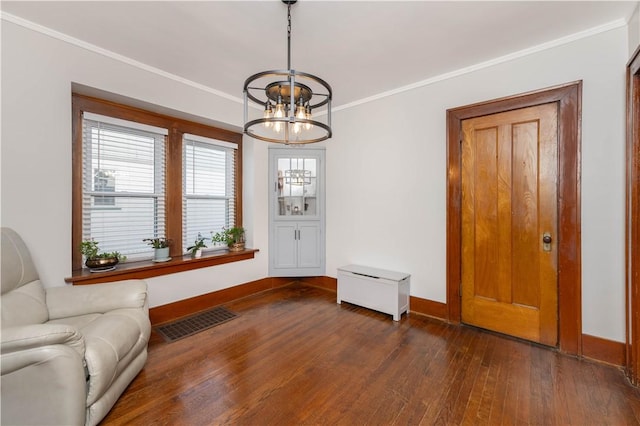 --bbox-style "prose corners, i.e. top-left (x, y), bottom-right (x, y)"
top-left (626, 45), bottom-right (640, 385)
top-left (446, 81), bottom-right (582, 355)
